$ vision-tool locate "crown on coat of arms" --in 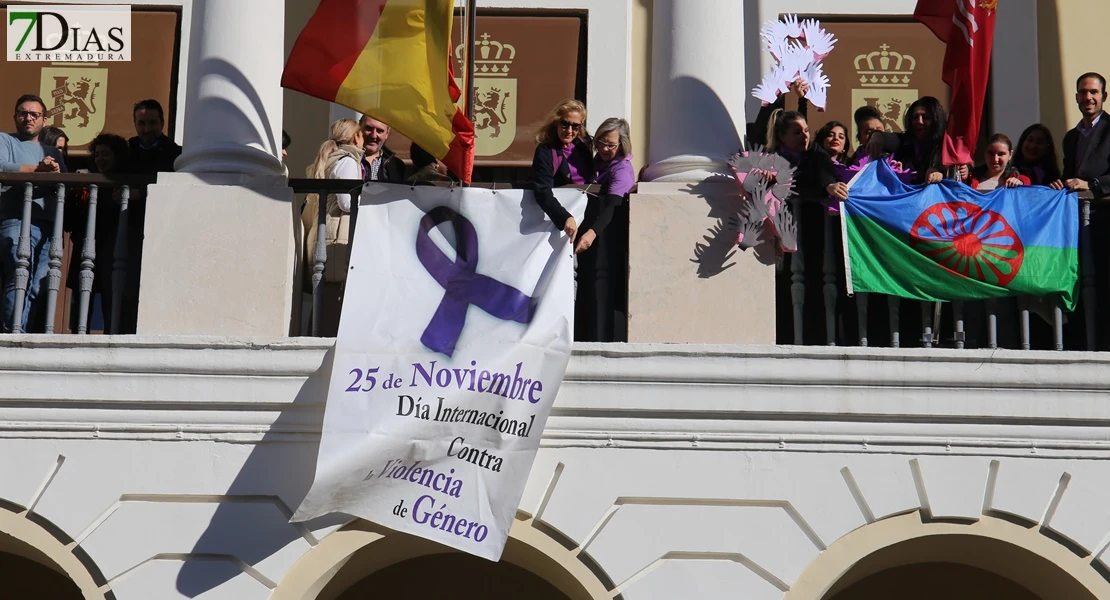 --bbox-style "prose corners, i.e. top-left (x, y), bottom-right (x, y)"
top-left (855, 43), bottom-right (916, 88)
top-left (454, 33), bottom-right (515, 77)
